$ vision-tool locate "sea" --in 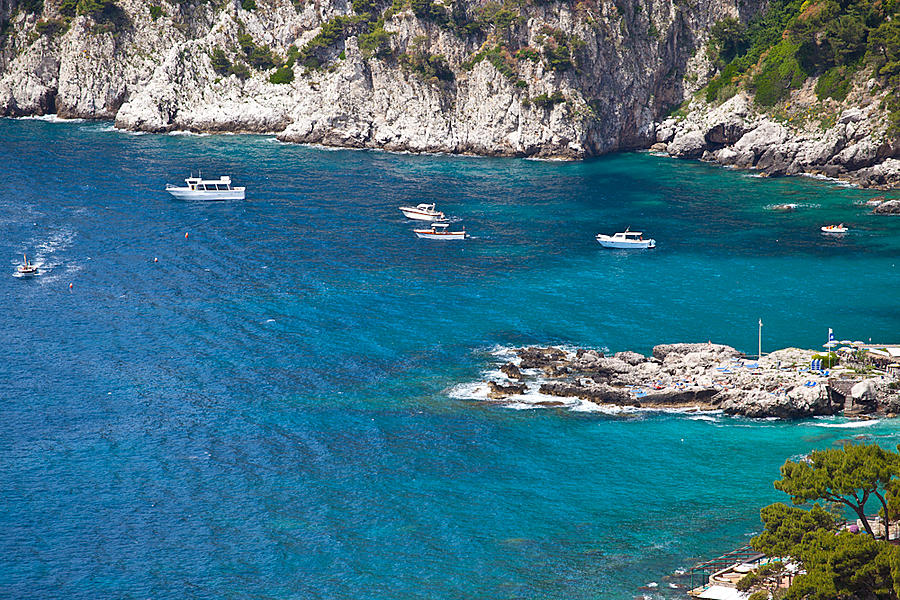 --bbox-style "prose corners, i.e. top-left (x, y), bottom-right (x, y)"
top-left (2, 116), bottom-right (900, 599)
